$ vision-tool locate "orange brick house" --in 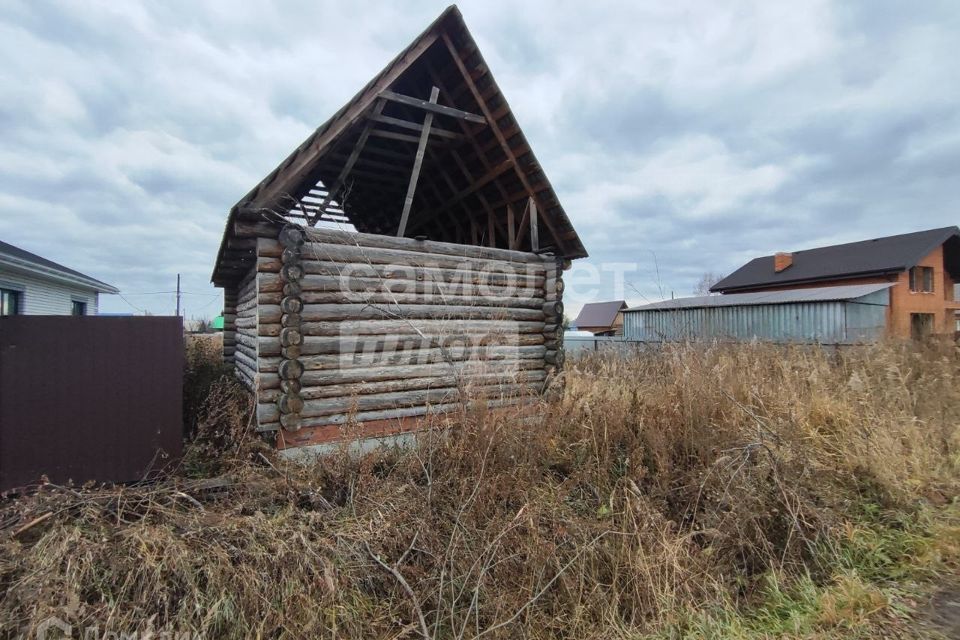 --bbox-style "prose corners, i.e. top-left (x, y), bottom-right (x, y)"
top-left (711, 227), bottom-right (960, 339)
